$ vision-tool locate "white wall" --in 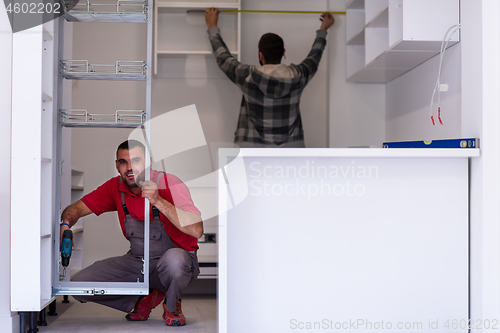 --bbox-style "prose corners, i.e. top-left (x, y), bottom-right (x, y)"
top-left (0, 5), bottom-right (19, 333)
top-left (329, 0), bottom-right (385, 148)
top-left (383, 0), bottom-right (500, 328)
top-left (461, 1), bottom-right (483, 325)
top-left (386, 44), bottom-right (462, 141)
top-left (461, 0), bottom-right (500, 330)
